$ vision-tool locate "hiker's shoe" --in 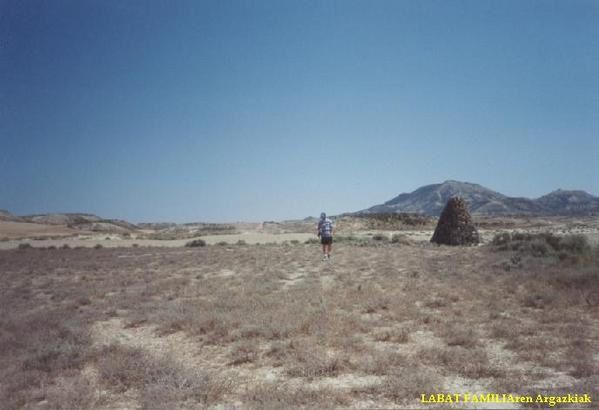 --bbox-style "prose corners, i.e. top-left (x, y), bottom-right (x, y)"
top-left (323, 255), bottom-right (328, 261)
